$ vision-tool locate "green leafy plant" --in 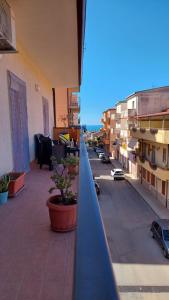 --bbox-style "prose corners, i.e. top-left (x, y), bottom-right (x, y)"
top-left (63, 156), bottom-right (79, 167)
top-left (0, 175), bottom-right (10, 193)
top-left (49, 158), bottom-right (77, 205)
